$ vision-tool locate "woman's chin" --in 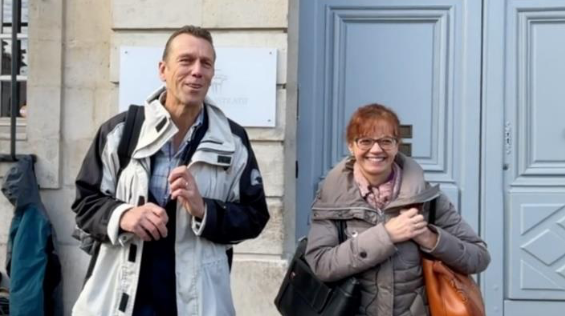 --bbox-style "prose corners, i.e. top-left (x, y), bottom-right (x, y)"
top-left (360, 162), bottom-right (392, 178)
